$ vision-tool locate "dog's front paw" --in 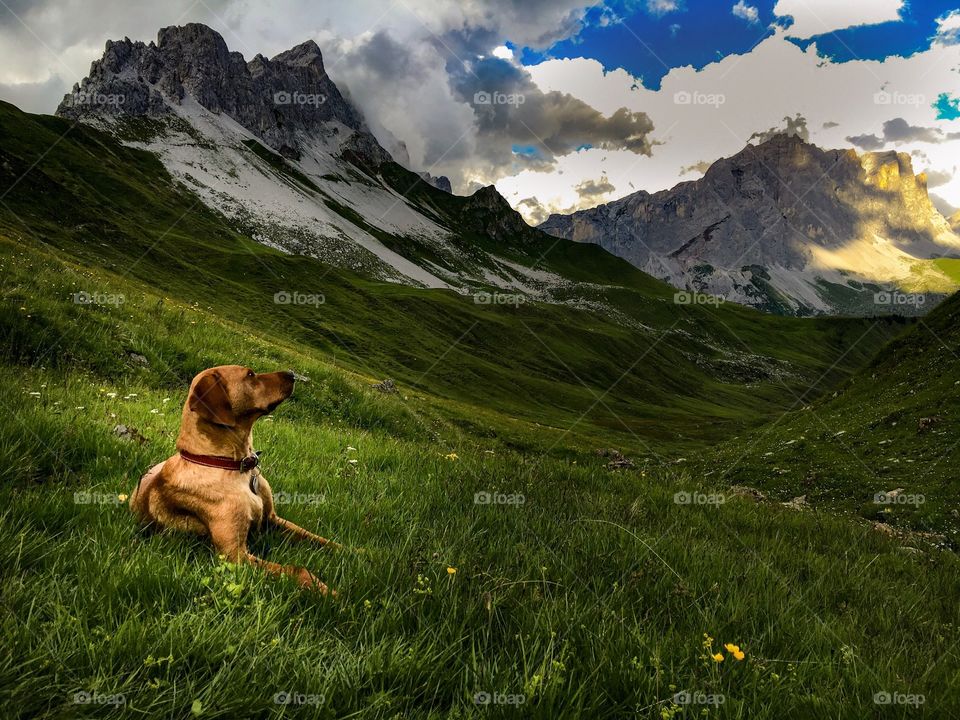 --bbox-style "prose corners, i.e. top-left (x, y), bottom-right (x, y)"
top-left (296, 567), bottom-right (335, 596)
